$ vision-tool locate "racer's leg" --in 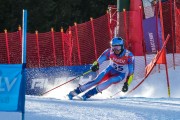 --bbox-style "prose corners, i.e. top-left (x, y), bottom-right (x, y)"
top-left (79, 66), bottom-right (112, 92)
top-left (97, 73), bottom-right (125, 92)
top-left (81, 73), bottom-right (125, 100)
top-left (68, 66), bottom-right (111, 99)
